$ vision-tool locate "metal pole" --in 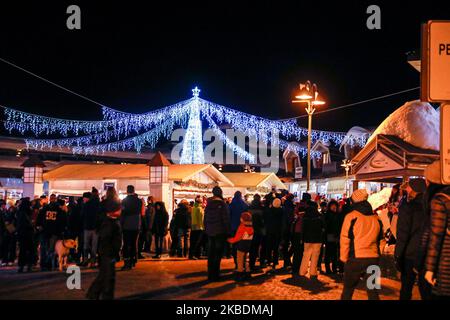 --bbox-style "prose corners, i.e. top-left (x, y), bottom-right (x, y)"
top-left (345, 168), bottom-right (349, 197)
top-left (307, 101), bottom-right (313, 192)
